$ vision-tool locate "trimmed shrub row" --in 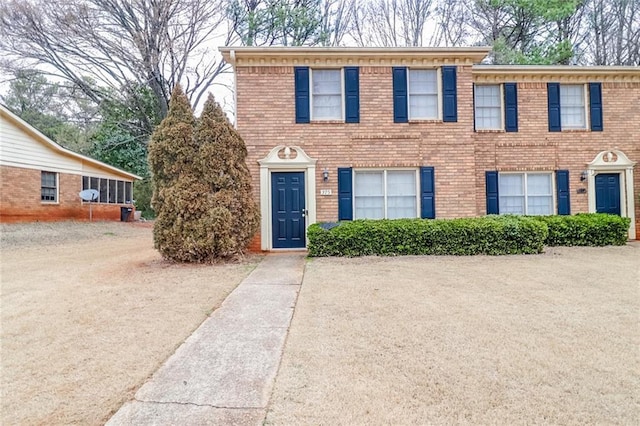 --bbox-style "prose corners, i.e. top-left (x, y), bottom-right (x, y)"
top-left (308, 215), bottom-right (548, 257)
top-left (531, 213), bottom-right (630, 246)
top-left (308, 213), bottom-right (630, 257)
